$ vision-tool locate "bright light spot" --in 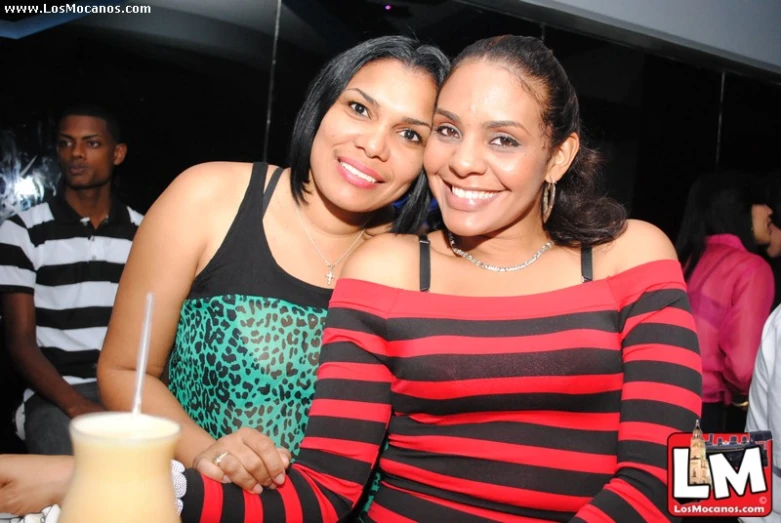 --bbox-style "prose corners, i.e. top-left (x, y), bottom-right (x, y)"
top-left (15, 177), bottom-right (39, 198)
